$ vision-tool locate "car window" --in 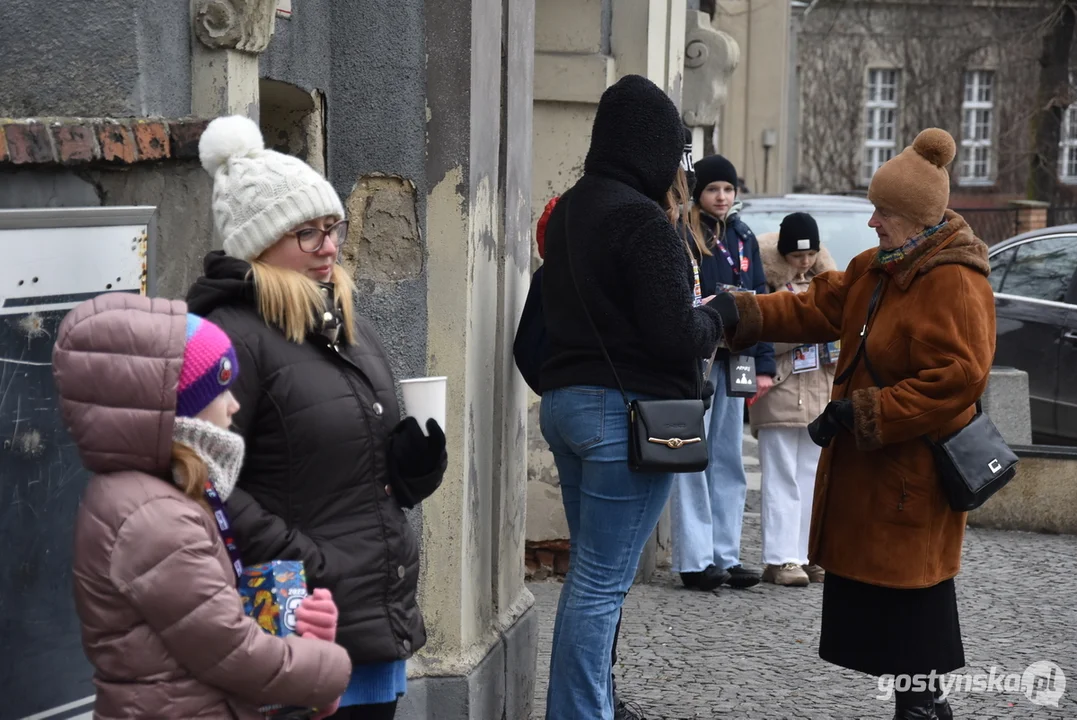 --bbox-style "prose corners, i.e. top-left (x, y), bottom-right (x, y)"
top-left (736, 209), bottom-right (877, 270)
top-left (988, 248), bottom-right (1016, 293)
top-left (998, 235), bottom-right (1077, 303)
